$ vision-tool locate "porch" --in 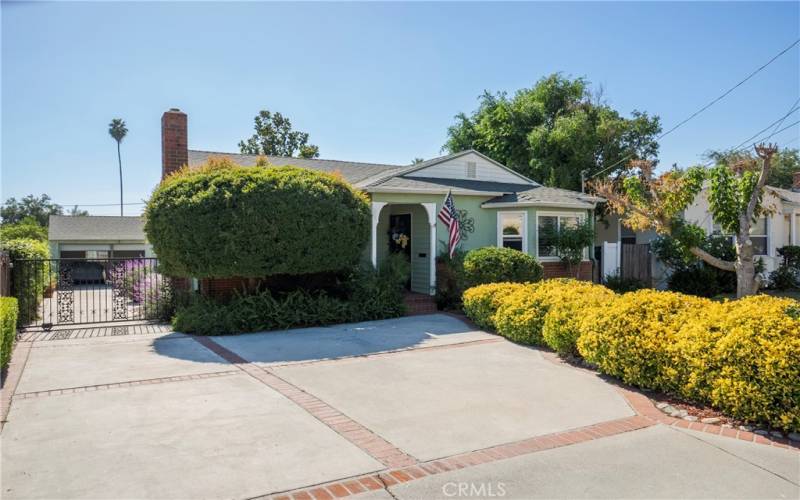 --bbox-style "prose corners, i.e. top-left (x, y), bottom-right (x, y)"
top-left (370, 202), bottom-right (437, 296)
